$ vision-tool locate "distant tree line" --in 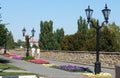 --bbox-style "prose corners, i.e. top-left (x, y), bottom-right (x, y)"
top-left (39, 16), bottom-right (120, 52)
top-left (1, 16), bottom-right (120, 52)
